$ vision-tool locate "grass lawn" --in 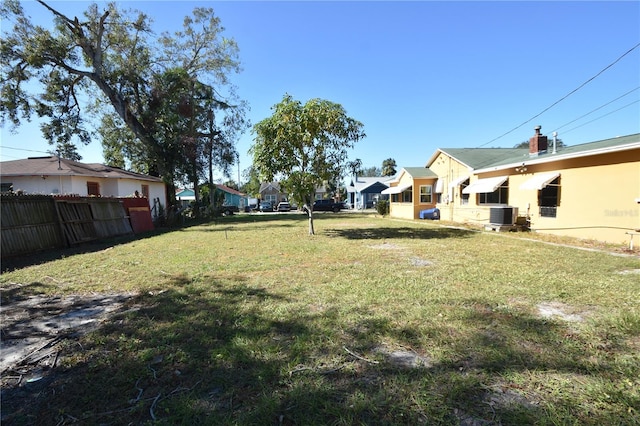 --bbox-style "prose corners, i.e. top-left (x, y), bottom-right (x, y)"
top-left (1, 212), bottom-right (639, 425)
